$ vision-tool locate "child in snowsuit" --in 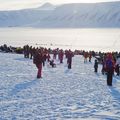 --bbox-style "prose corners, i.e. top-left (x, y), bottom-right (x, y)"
top-left (115, 64), bottom-right (120, 76)
top-left (49, 60), bottom-right (56, 68)
top-left (59, 50), bottom-right (64, 63)
top-left (47, 54), bottom-right (50, 62)
top-left (42, 53), bottom-right (47, 67)
top-left (101, 59), bottom-right (107, 75)
top-left (53, 49), bottom-right (57, 59)
top-left (89, 53), bottom-right (92, 62)
top-left (115, 56), bottom-right (120, 76)
top-left (94, 59), bottom-right (98, 73)
top-left (84, 52), bottom-right (88, 63)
